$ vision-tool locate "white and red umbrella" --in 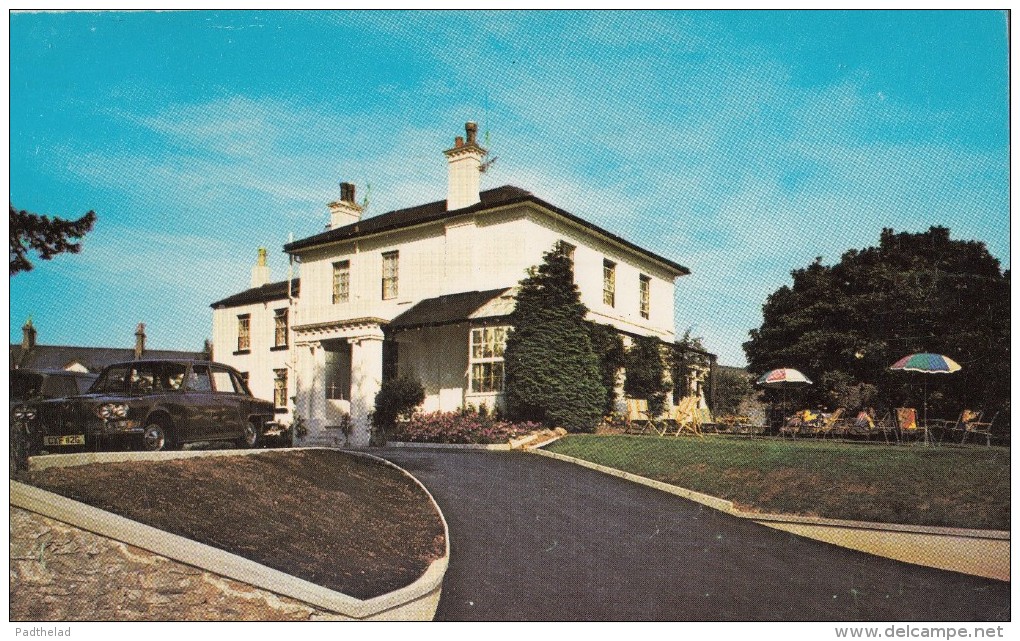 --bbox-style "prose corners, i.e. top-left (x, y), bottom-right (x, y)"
top-left (756, 368), bottom-right (813, 386)
top-left (756, 368), bottom-right (813, 433)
